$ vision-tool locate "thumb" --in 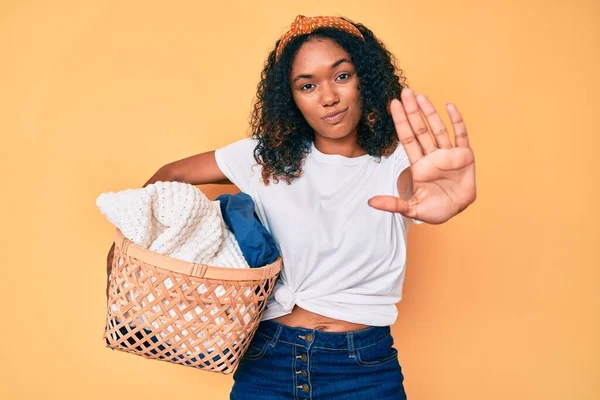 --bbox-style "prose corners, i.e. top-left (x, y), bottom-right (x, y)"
top-left (368, 195), bottom-right (412, 216)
